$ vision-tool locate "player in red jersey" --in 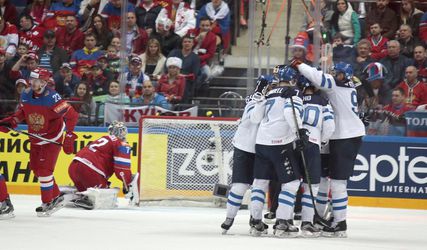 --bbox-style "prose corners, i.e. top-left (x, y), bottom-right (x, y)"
top-left (68, 121), bottom-right (138, 209)
top-left (0, 173), bottom-right (14, 219)
top-left (0, 68), bottom-right (79, 217)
